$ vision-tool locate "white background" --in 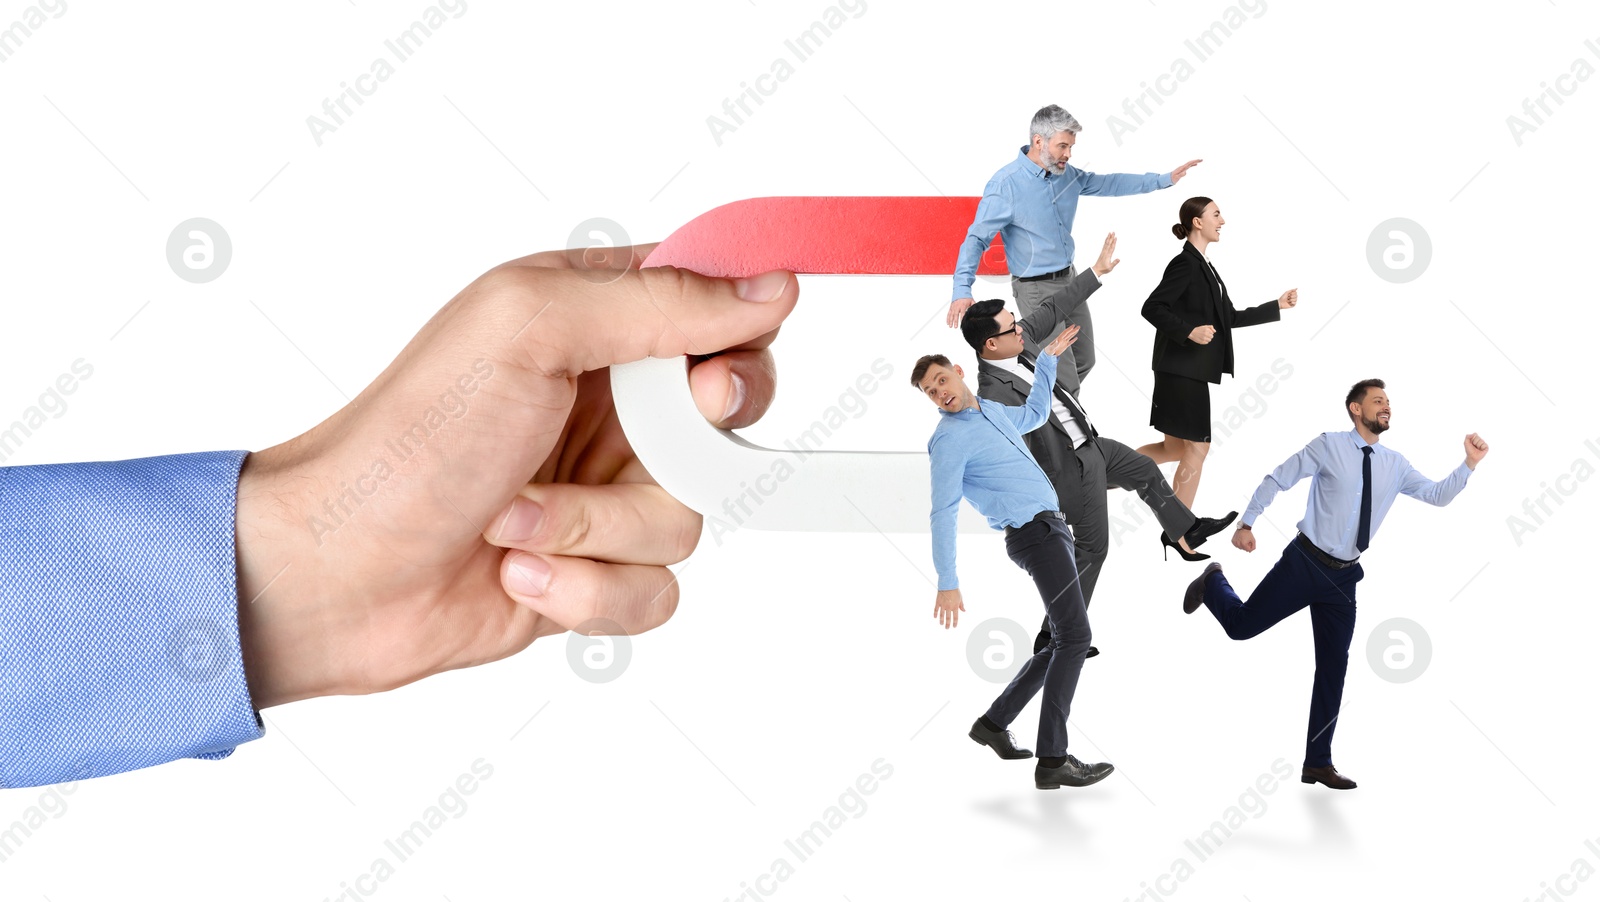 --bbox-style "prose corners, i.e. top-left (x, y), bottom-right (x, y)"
top-left (3, 1), bottom-right (1598, 900)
